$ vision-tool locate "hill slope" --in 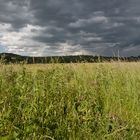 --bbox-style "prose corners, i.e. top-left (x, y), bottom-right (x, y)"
top-left (0, 53), bottom-right (140, 63)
